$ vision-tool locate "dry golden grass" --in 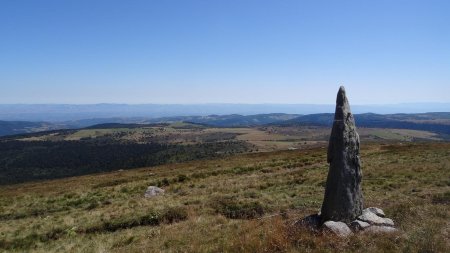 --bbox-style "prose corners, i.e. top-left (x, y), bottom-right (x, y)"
top-left (0, 142), bottom-right (449, 252)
